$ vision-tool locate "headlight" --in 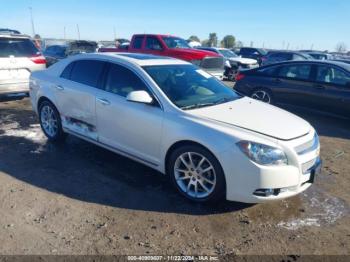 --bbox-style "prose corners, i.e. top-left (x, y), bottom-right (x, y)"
top-left (237, 141), bottom-right (288, 166)
top-left (225, 60), bottom-right (231, 68)
top-left (191, 59), bottom-right (202, 66)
